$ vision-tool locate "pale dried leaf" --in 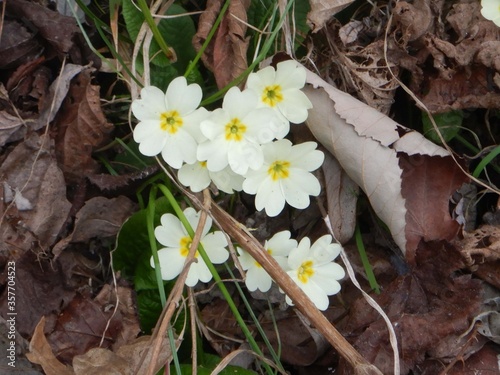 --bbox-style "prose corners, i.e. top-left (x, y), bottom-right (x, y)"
top-left (307, 0), bottom-right (355, 33)
top-left (322, 153), bottom-right (358, 244)
top-left (304, 68), bottom-right (453, 257)
top-left (26, 317), bottom-right (73, 375)
top-left (72, 336), bottom-right (171, 375)
top-left (304, 84), bottom-right (407, 253)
